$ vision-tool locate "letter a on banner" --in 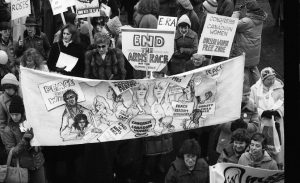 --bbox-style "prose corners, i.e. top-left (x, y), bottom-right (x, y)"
top-left (11, 0), bottom-right (31, 20)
